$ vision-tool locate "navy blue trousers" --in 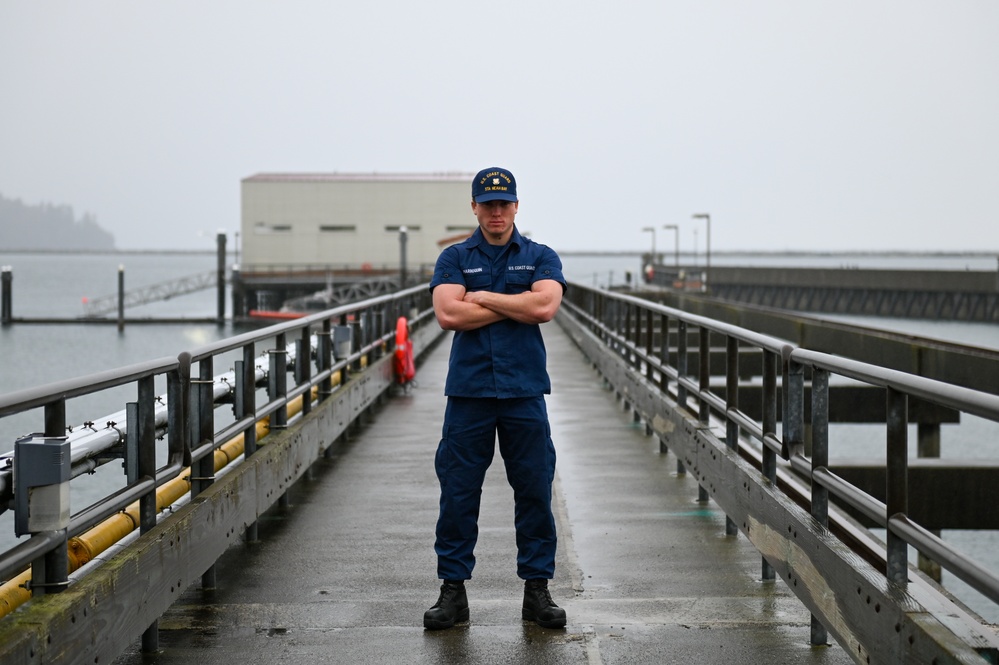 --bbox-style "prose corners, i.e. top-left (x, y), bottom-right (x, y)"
top-left (434, 396), bottom-right (557, 581)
